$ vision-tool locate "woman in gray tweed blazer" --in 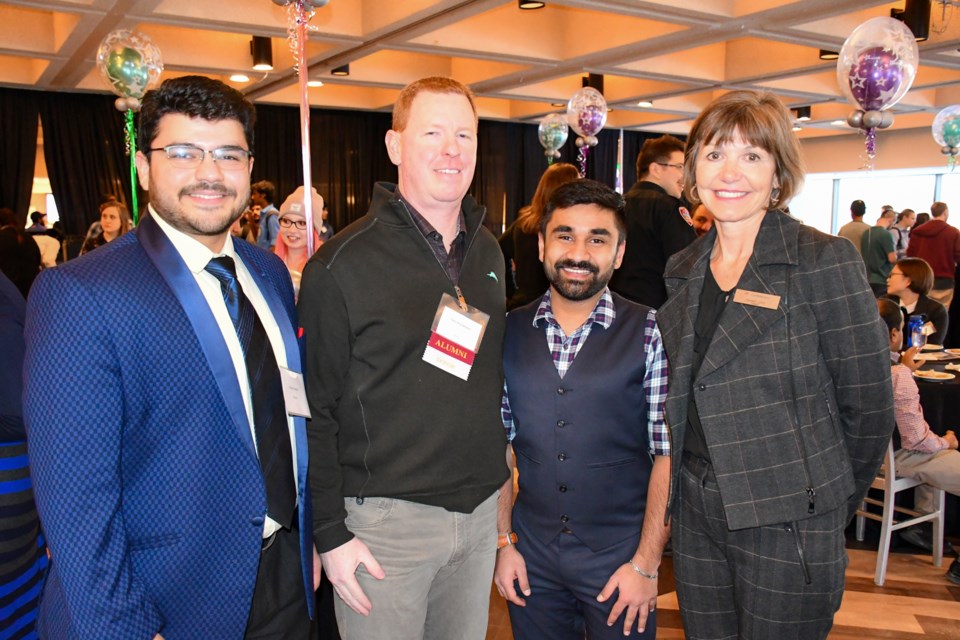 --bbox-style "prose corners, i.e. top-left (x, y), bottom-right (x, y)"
top-left (657, 90), bottom-right (894, 640)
